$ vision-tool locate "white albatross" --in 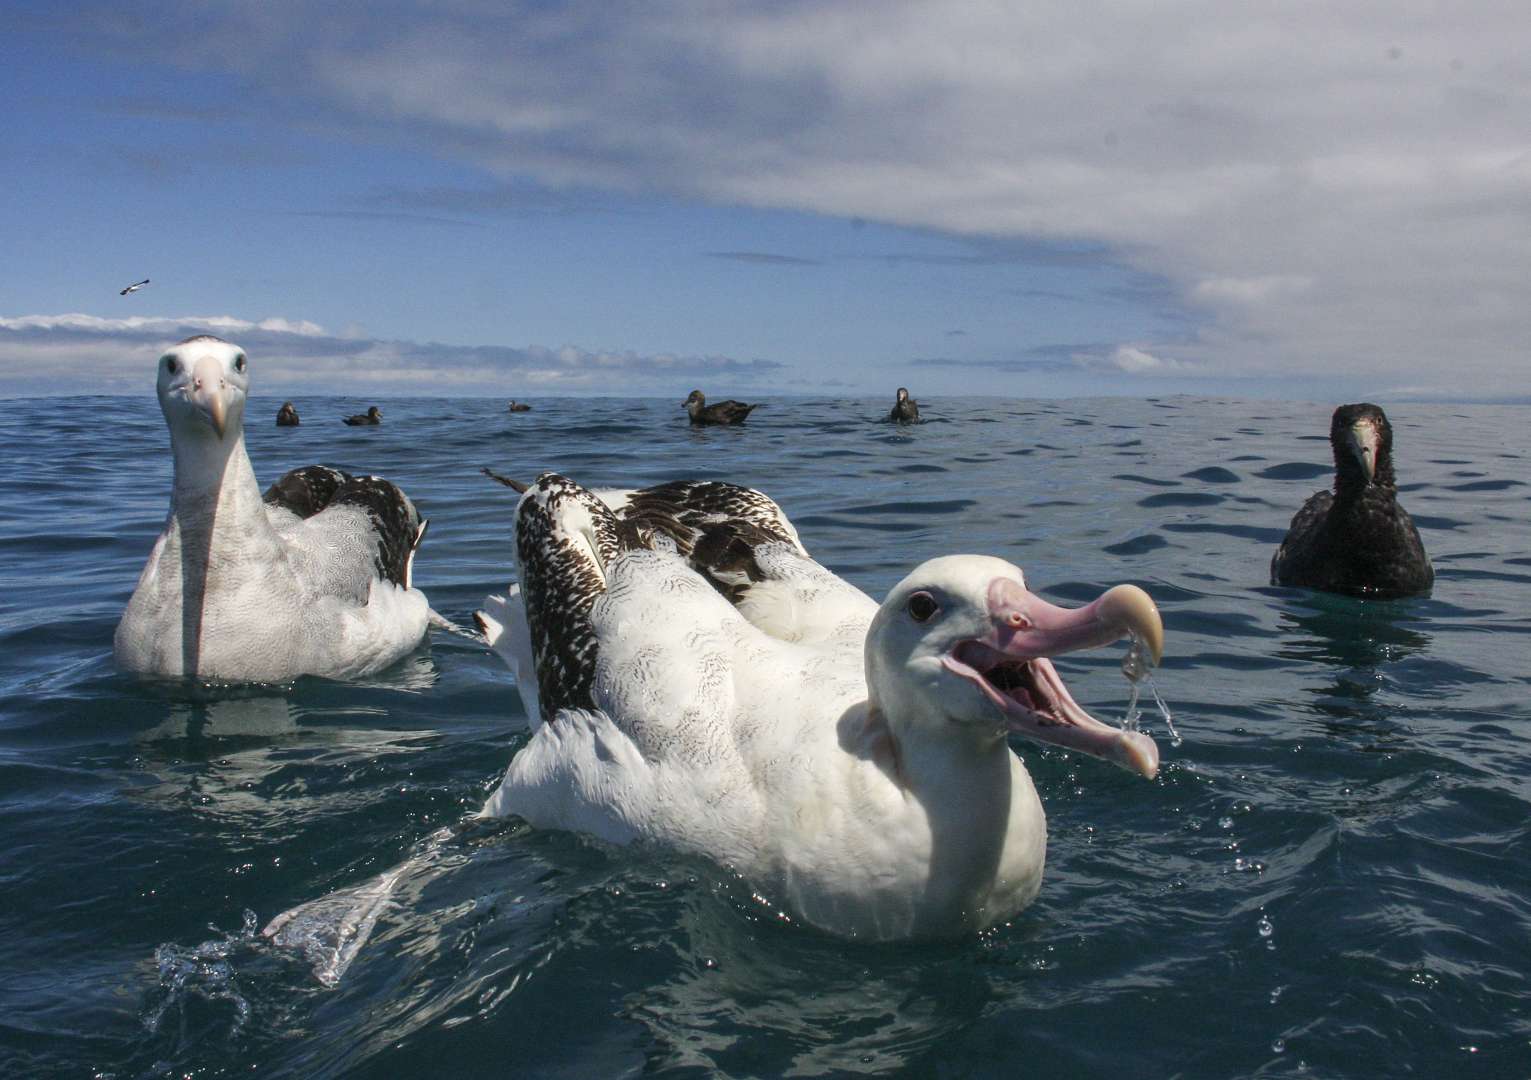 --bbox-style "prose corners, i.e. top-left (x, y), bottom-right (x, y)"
top-left (115, 335), bottom-right (432, 682)
top-left (262, 475), bottom-right (1165, 982)
top-left (475, 475), bottom-right (1163, 940)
